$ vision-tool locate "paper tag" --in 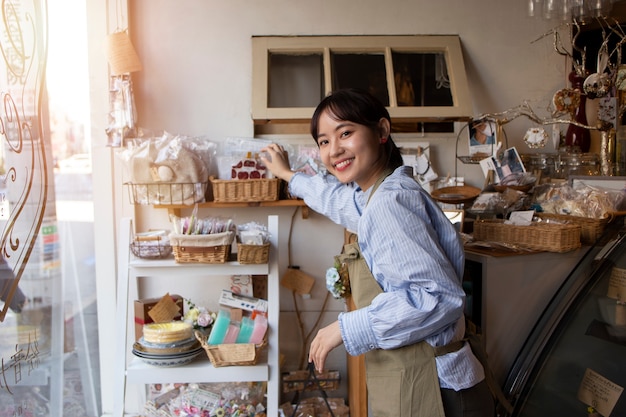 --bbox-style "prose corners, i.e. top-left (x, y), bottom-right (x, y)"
top-left (148, 293), bottom-right (182, 323)
top-left (577, 368), bottom-right (623, 416)
top-left (608, 267), bottom-right (626, 301)
top-left (507, 210), bottom-right (535, 225)
top-left (280, 268), bottom-right (316, 295)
